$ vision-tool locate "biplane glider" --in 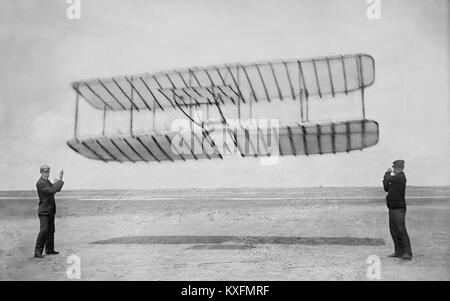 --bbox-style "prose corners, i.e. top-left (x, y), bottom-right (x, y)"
top-left (66, 53), bottom-right (379, 162)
